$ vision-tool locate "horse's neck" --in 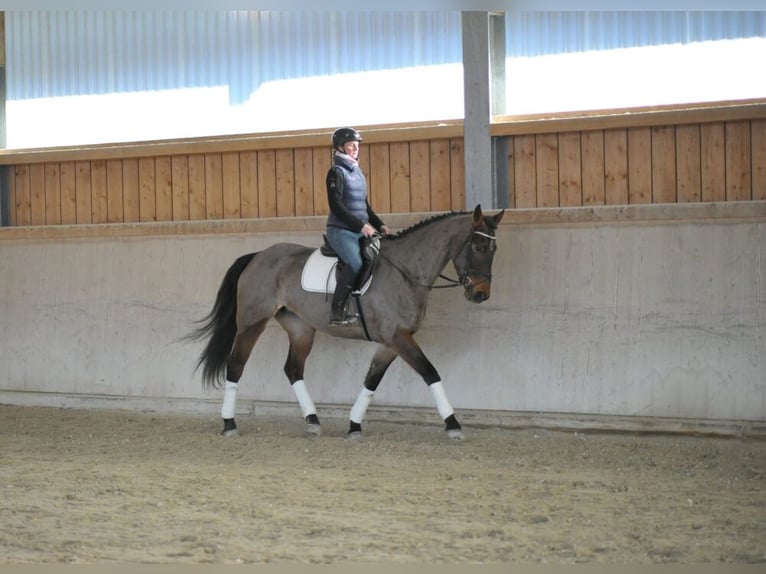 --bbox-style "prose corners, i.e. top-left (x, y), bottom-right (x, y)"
top-left (385, 217), bottom-right (468, 285)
